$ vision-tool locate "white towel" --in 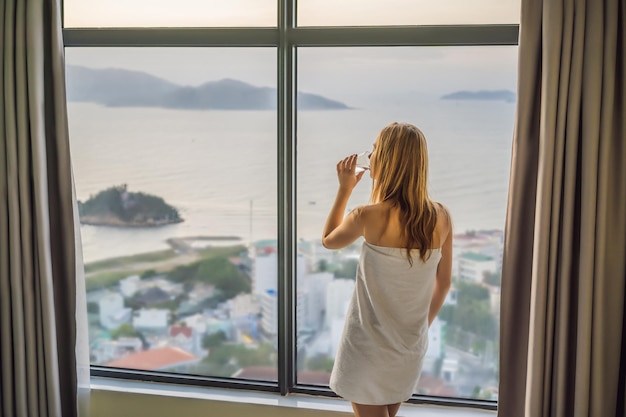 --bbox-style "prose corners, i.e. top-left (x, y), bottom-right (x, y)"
top-left (329, 241), bottom-right (441, 405)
